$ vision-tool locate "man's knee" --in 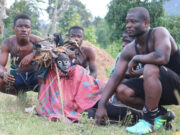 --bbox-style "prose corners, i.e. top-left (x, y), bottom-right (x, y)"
top-left (143, 64), bottom-right (160, 79)
top-left (116, 84), bottom-right (135, 99)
